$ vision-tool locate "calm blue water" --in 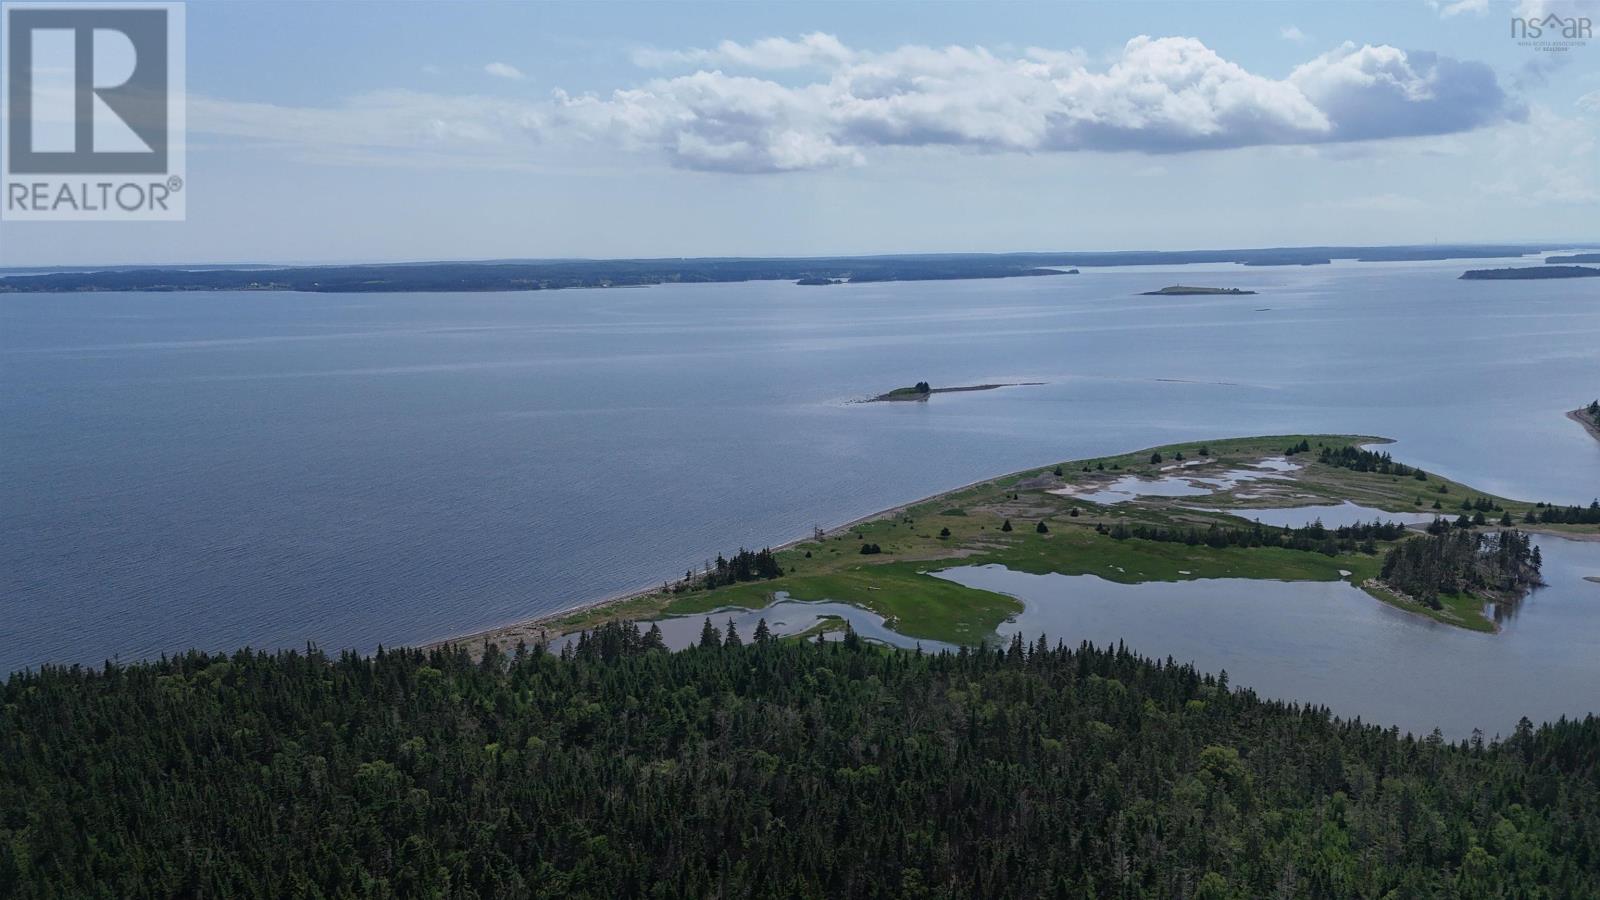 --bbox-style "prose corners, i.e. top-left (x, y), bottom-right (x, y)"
top-left (938, 532), bottom-right (1600, 740)
top-left (3, 257), bottom-right (1598, 678)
